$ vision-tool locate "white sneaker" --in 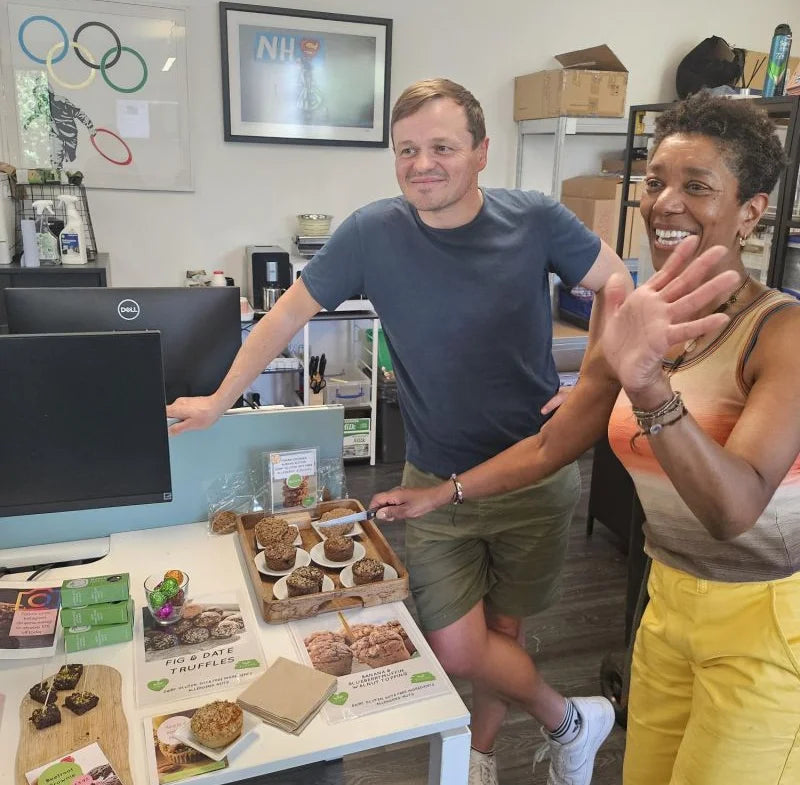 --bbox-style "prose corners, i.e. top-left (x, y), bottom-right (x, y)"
top-left (469, 747), bottom-right (499, 785)
top-left (531, 697), bottom-right (615, 785)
